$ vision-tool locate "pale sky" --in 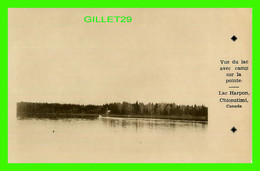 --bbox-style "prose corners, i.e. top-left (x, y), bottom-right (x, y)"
top-left (8, 8), bottom-right (251, 106)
